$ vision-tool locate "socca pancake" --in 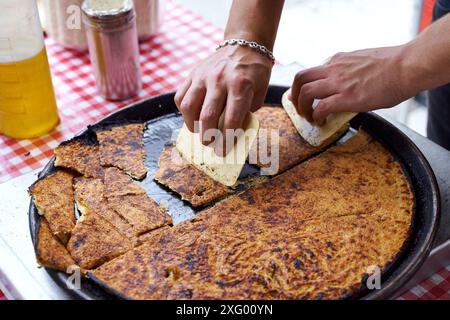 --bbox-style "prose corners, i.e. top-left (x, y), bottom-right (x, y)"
top-left (250, 106), bottom-right (348, 175)
top-left (154, 144), bottom-right (231, 207)
top-left (104, 167), bottom-right (172, 235)
top-left (103, 167), bottom-right (146, 197)
top-left (54, 139), bottom-right (104, 178)
top-left (90, 130), bottom-right (413, 299)
top-left (29, 170), bottom-right (76, 244)
top-left (74, 177), bottom-right (137, 241)
top-left (36, 218), bottom-right (76, 272)
top-left (136, 226), bottom-right (173, 246)
top-left (200, 212), bottom-right (410, 300)
top-left (96, 123), bottom-right (147, 180)
top-left (240, 130), bottom-right (412, 224)
top-left (90, 211), bottom-right (409, 300)
top-left (67, 211), bottom-right (133, 270)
